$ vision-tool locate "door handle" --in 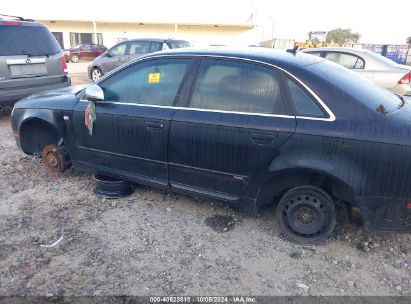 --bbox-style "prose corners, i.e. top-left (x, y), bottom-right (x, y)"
top-left (250, 132), bottom-right (275, 145)
top-left (145, 121), bottom-right (164, 131)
